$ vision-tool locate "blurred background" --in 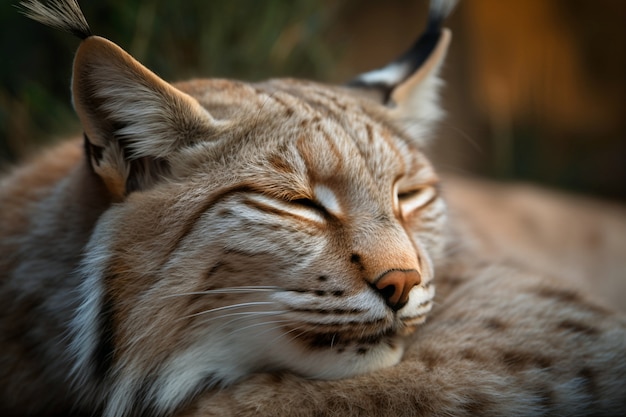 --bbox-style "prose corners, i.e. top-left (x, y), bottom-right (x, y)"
top-left (1, 0), bottom-right (624, 202)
